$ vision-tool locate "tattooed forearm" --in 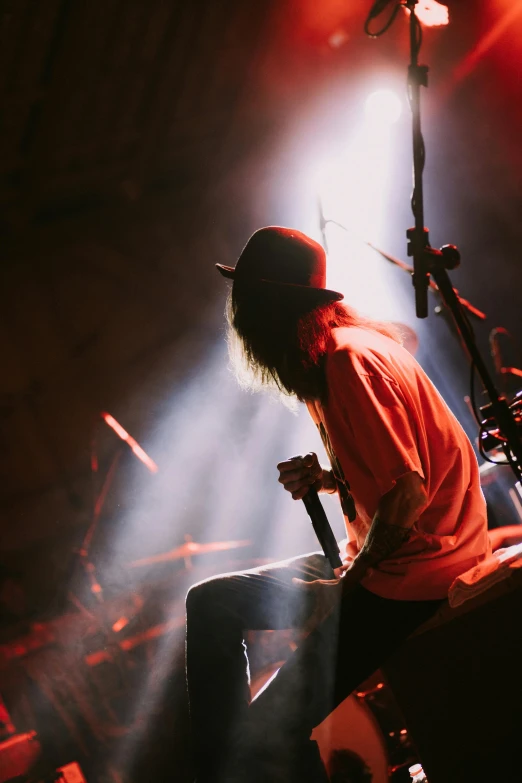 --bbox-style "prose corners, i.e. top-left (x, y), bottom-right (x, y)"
top-left (356, 515), bottom-right (411, 568)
